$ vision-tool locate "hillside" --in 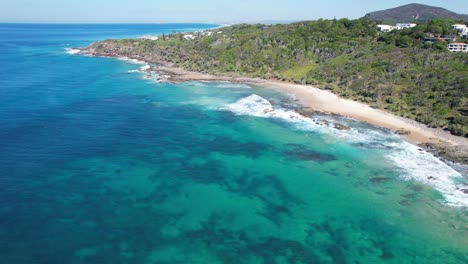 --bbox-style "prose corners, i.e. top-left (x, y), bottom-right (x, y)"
top-left (364, 3), bottom-right (468, 24)
top-left (85, 19), bottom-right (468, 137)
